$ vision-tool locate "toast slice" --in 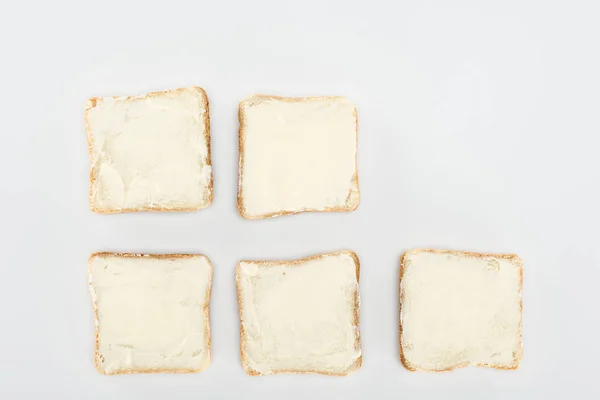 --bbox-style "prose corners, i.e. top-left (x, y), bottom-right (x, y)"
top-left (237, 95), bottom-right (359, 219)
top-left (399, 249), bottom-right (523, 372)
top-left (236, 251), bottom-right (362, 375)
top-left (85, 87), bottom-right (212, 213)
top-left (88, 253), bottom-right (212, 375)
